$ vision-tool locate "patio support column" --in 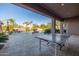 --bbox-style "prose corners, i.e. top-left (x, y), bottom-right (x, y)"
top-left (60, 21), bottom-right (64, 34)
top-left (51, 18), bottom-right (57, 56)
top-left (51, 18), bottom-right (56, 42)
